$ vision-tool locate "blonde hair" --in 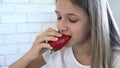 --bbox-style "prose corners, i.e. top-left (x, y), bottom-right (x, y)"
top-left (69, 0), bottom-right (120, 68)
